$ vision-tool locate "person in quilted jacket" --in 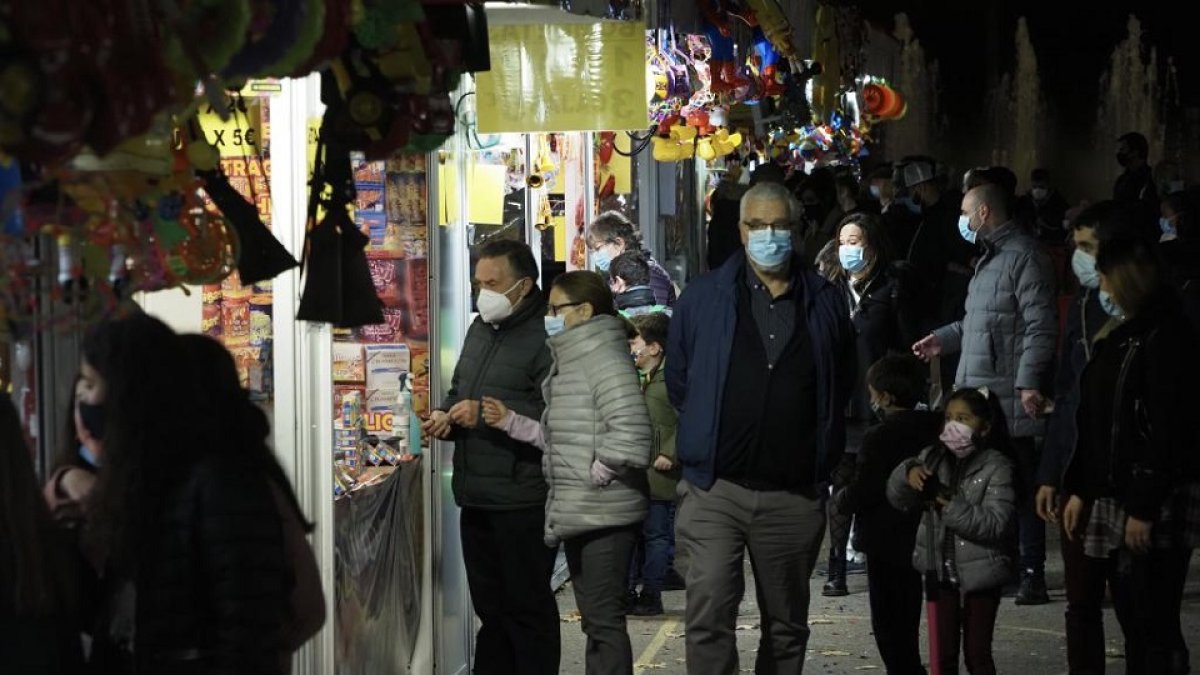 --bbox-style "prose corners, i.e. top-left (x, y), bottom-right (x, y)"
top-left (888, 388), bottom-right (1017, 675)
top-left (482, 271), bottom-right (651, 675)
